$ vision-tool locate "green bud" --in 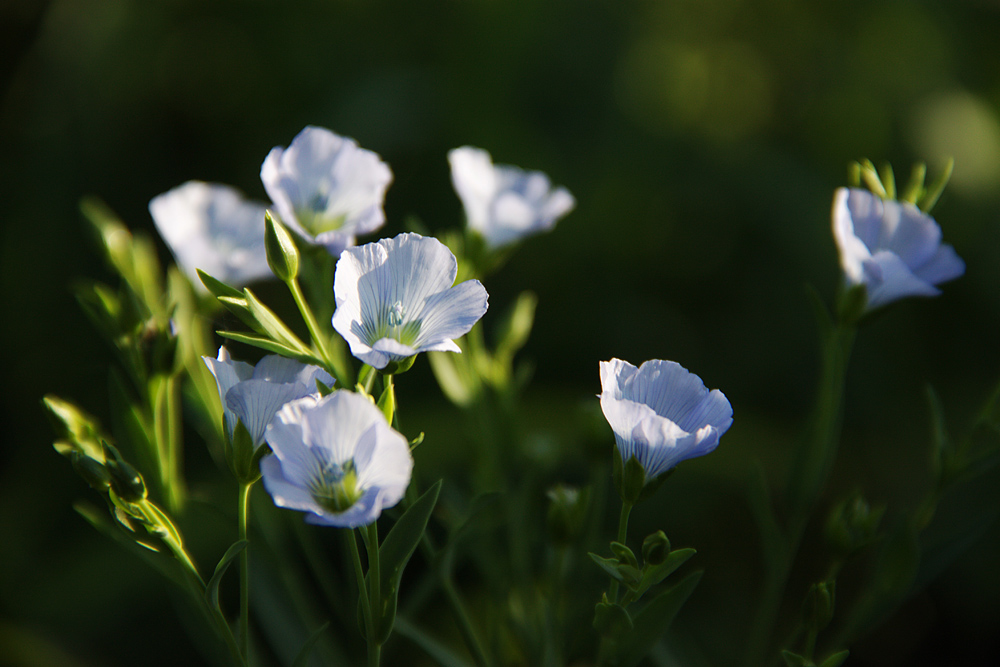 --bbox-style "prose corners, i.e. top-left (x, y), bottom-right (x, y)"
top-left (546, 484), bottom-right (590, 545)
top-left (593, 595), bottom-right (632, 636)
top-left (825, 492), bottom-right (884, 558)
top-left (265, 211), bottom-right (300, 282)
top-left (377, 380), bottom-right (396, 425)
top-left (228, 419), bottom-right (260, 484)
top-left (139, 317), bottom-right (179, 377)
top-left (102, 442), bottom-right (147, 502)
top-left (610, 541), bottom-right (638, 570)
top-left (641, 530), bottom-right (670, 566)
top-left (802, 579), bottom-right (836, 632)
top-left (70, 452), bottom-right (112, 492)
